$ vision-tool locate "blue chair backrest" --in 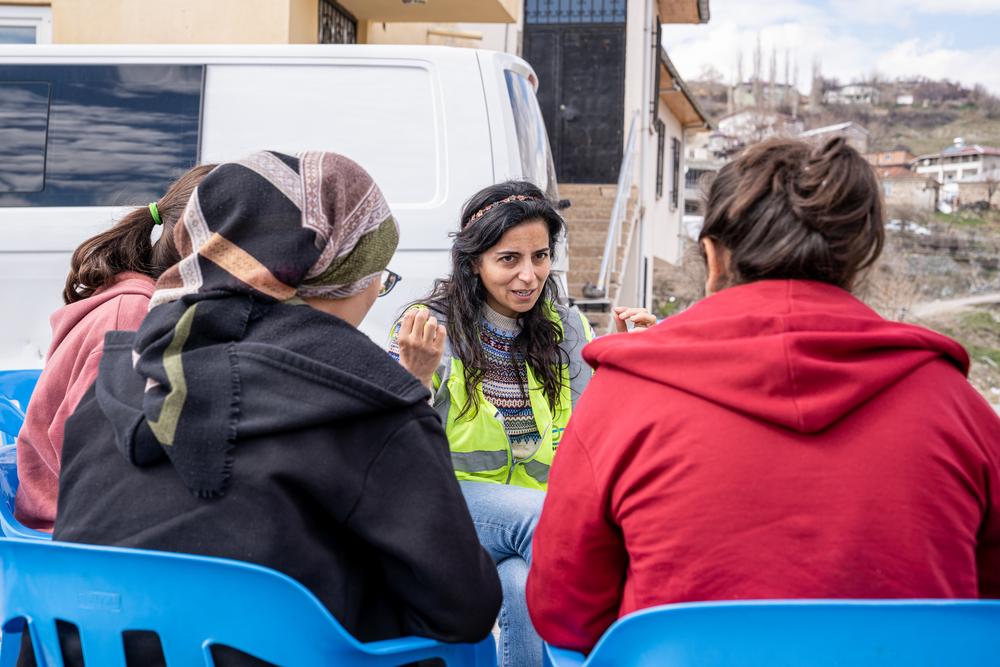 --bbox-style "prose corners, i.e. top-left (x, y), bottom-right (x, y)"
top-left (544, 599), bottom-right (1000, 667)
top-left (0, 445), bottom-right (50, 540)
top-left (0, 537), bottom-right (496, 667)
top-left (0, 369), bottom-right (42, 445)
